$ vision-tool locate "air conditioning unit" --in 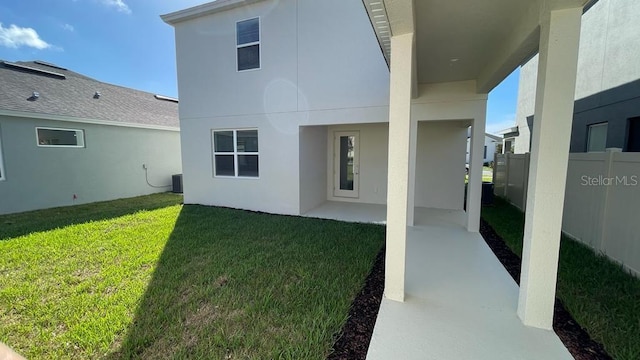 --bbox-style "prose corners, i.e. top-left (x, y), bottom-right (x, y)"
top-left (172, 174), bottom-right (183, 193)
